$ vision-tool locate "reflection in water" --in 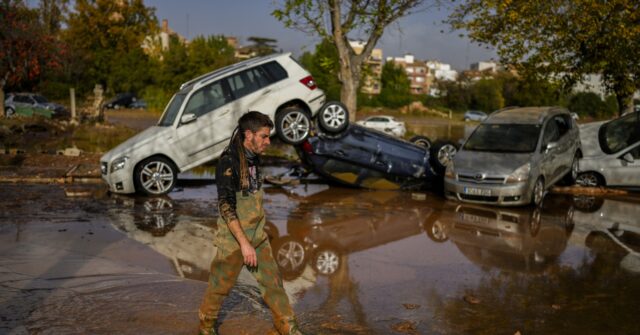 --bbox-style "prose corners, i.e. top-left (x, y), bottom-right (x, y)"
top-left (428, 195), bottom-right (640, 334)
